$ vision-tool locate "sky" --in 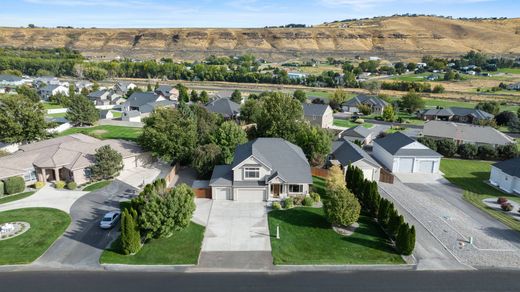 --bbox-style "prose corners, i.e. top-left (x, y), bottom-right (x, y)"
top-left (0, 0), bottom-right (518, 28)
